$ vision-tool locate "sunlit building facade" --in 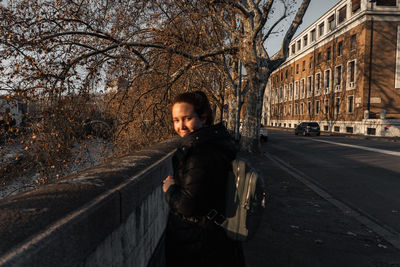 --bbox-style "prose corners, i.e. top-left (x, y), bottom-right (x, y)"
top-left (263, 0), bottom-right (400, 136)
